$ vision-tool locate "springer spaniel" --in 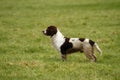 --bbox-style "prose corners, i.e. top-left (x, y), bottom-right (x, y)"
top-left (42, 26), bottom-right (102, 62)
